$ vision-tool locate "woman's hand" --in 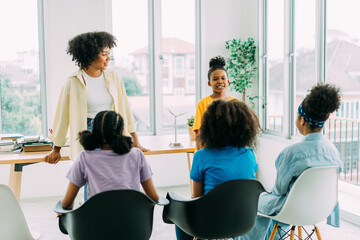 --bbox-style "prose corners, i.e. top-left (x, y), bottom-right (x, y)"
top-left (130, 132), bottom-right (150, 152)
top-left (44, 146), bottom-right (61, 164)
